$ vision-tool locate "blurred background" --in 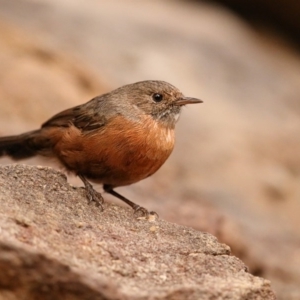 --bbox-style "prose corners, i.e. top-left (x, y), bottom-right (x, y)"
top-left (0, 0), bottom-right (299, 299)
